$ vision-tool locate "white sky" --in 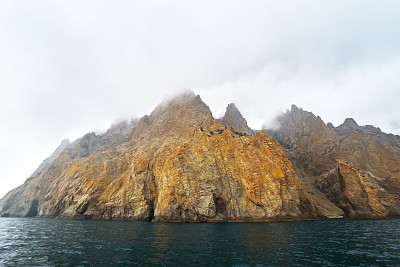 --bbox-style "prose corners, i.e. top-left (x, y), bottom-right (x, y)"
top-left (1, 0), bottom-right (400, 198)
